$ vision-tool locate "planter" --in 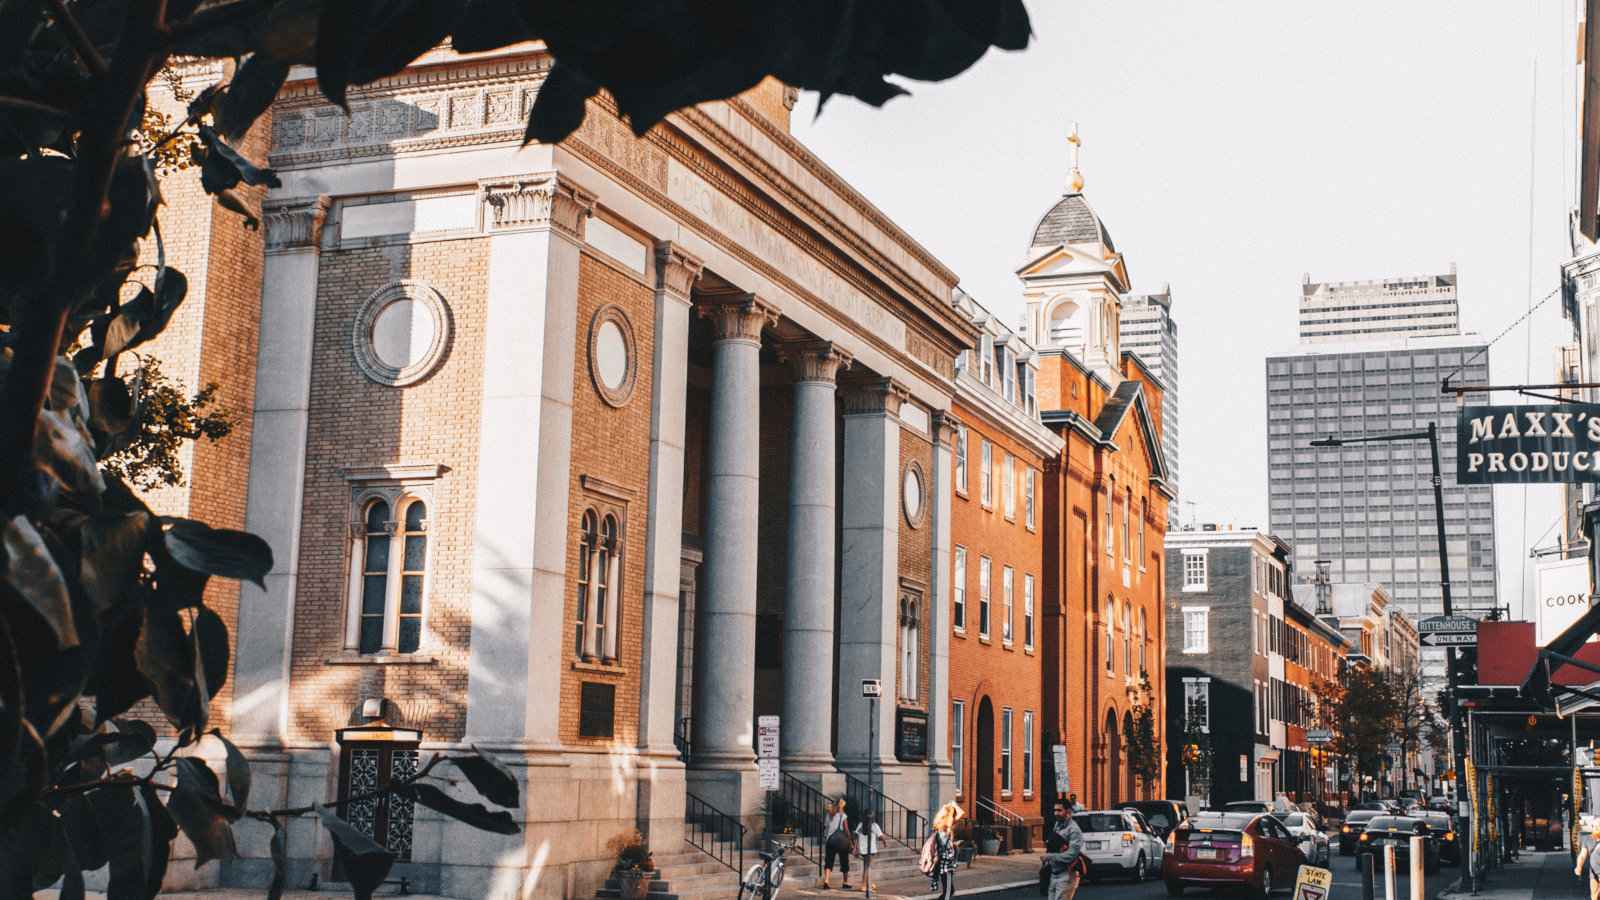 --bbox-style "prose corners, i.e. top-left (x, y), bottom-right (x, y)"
top-left (978, 837), bottom-right (1001, 855)
top-left (618, 870), bottom-right (651, 900)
